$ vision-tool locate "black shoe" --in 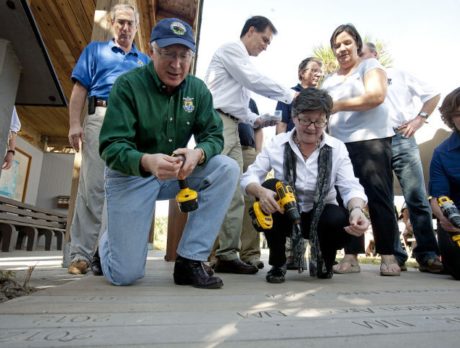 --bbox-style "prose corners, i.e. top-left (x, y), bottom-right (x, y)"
top-left (316, 261), bottom-right (333, 279)
top-left (245, 259), bottom-right (264, 269)
top-left (266, 266), bottom-right (286, 283)
top-left (286, 257), bottom-right (307, 270)
top-left (91, 248), bottom-right (103, 276)
top-left (419, 257), bottom-right (444, 273)
top-left (202, 262), bottom-right (214, 276)
top-left (317, 269), bottom-right (333, 279)
top-left (174, 256), bottom-right (223, 289)
top-left (213, 258), bottom-right (258, 274)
